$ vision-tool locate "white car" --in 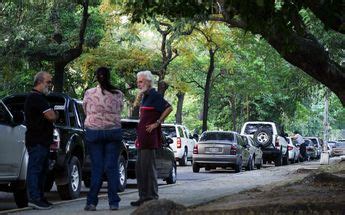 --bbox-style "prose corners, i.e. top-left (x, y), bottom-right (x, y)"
top-left (161, 124), bottom-right (196, 166)
top-left (287, 137), bottom-right (300, 163)
top-left (240, 121), bottom-right (289, 166)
